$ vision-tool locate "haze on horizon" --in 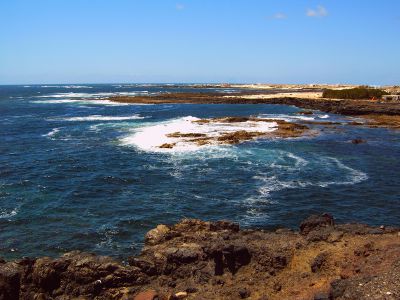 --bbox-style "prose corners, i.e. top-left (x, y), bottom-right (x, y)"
top-left (0, 0), bottom-right (399, 85)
